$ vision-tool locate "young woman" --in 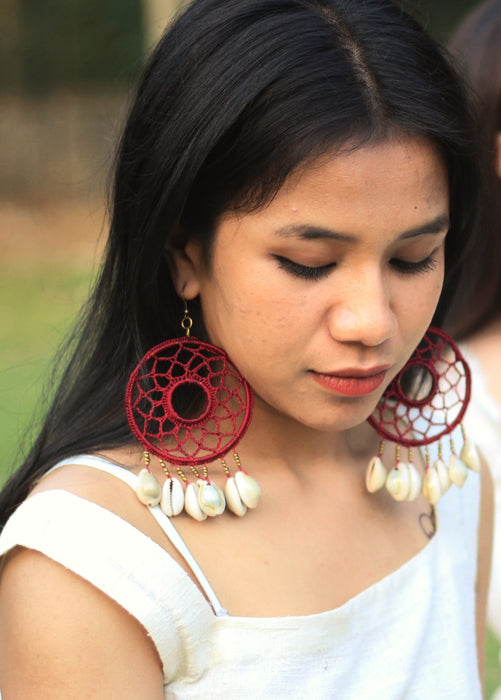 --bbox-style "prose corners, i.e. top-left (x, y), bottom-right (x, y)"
top-left (447, 0), bottom-right (501, 645)
top-left (0, 0), bottom-right (492, 697)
